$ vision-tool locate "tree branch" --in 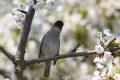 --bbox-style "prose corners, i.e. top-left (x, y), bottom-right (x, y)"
top-left (34, 0), bottom-right (37, 4)
top-left (0, 69), bottom-right (11, 79)
top-left (0, 45), bottom-right (15, 63)
top-left (24, 51), bottom-right (96, 67)
top-left (14, 4), bottom-right (36, 80)
top-left (24, 47), bottom-right (120, 67)
top-left (16, 6), bottom-right (36, 60)
top-left (109, 47), bottom-right (120, 52)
